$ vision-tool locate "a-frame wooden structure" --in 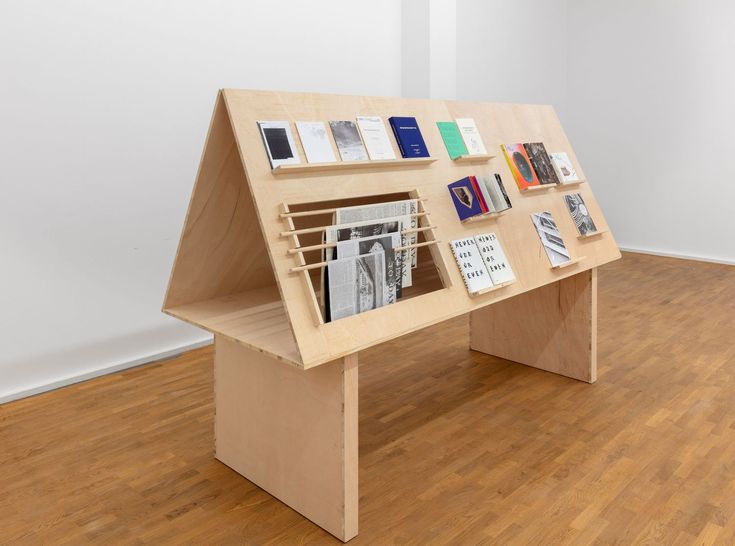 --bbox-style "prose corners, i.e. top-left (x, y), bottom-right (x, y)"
top-left (163, 89), bottom-right (620, 541)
